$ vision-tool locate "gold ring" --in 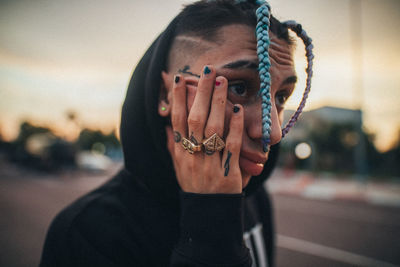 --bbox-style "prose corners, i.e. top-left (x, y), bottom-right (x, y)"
top-left (202, 133), bottom-right (225, 155)
top-left (182, 137), bottom-right (202, 154)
